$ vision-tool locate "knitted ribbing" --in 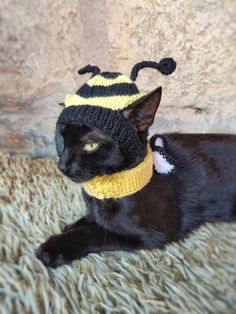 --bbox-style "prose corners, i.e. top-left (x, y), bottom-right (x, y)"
top-left (57, 105), bottom-right (145, 157)
top-left (83, 146), bottom-right (153, 199)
